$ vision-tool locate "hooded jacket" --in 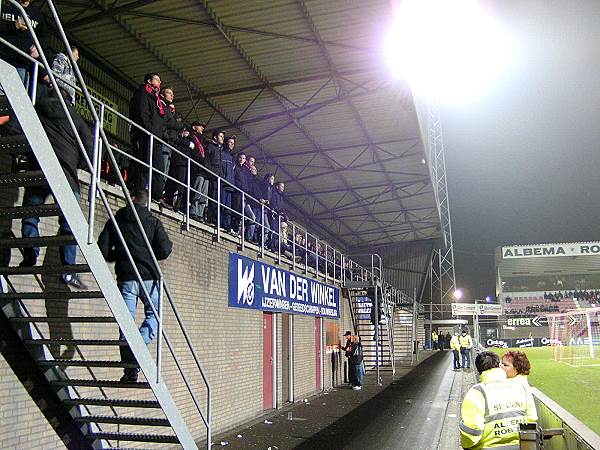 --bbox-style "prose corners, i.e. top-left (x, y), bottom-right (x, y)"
top-left (35, 95), bottom-right (92, 192)
top-left (205, 140), bottom-right (223, 179)
top-left (0, 2), bottom-right (46, 66)
top-left (98, 203), bottom-right (172, 282)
